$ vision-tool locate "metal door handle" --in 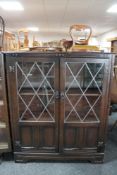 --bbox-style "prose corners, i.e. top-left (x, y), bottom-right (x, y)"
top-left (9, 66), bottom-right (15, 72)
top-left (55, 91), bottom-right (59, 99)
top-left (60, 92), bottom-right (65, 99)
top-left (55, 91), bottom-right (65, 99)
